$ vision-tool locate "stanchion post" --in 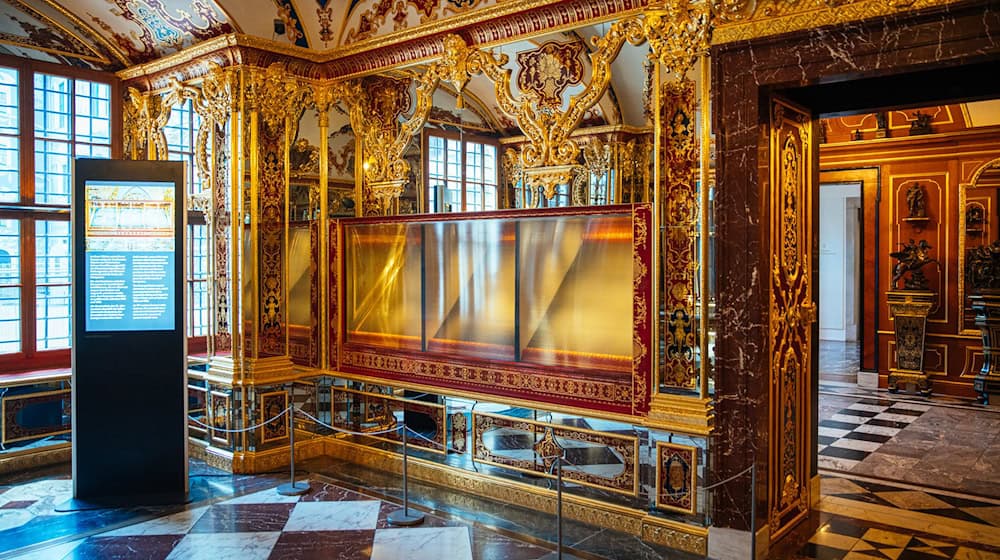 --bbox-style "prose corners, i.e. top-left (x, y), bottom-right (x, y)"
top-left (556, 456), bottom-right (563, 560)
top-left (387, 424), bottom-right (424, 526)
top-left (277, 387), bottom-right (309, 496)
top-left (750, 462), bottom-right (757, 560)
